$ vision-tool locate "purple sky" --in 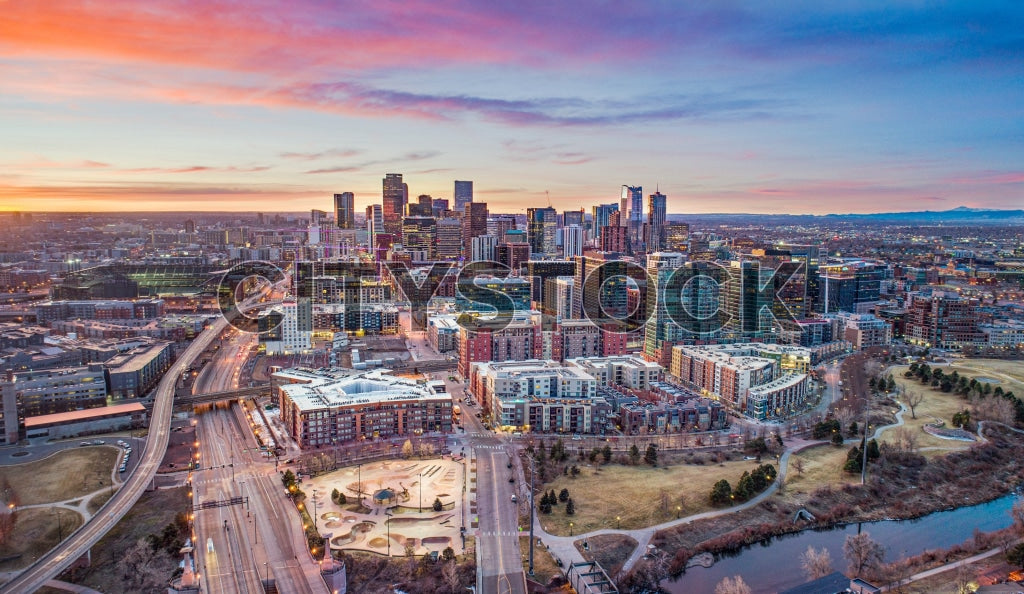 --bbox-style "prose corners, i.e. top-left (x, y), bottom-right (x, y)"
top-left (0, 1), bottom-right (1022, 214)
